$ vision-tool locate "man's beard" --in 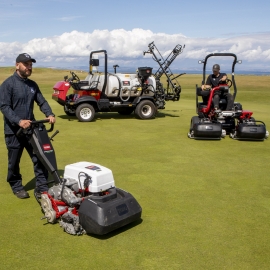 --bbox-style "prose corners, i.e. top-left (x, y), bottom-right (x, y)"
top-left (18, 68), bottom-right (32, 78)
